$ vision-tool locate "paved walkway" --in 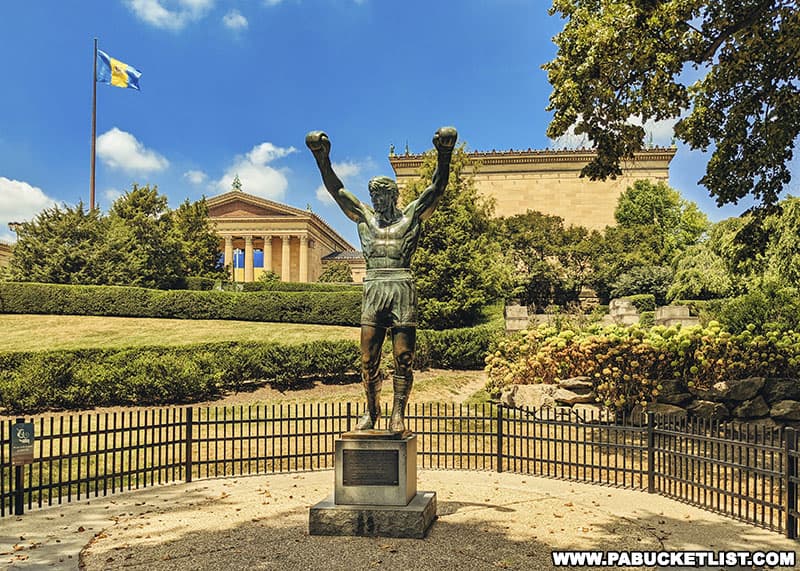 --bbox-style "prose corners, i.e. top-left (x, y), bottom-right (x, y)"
top-left (1, 470), bottom-right (797, 570)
